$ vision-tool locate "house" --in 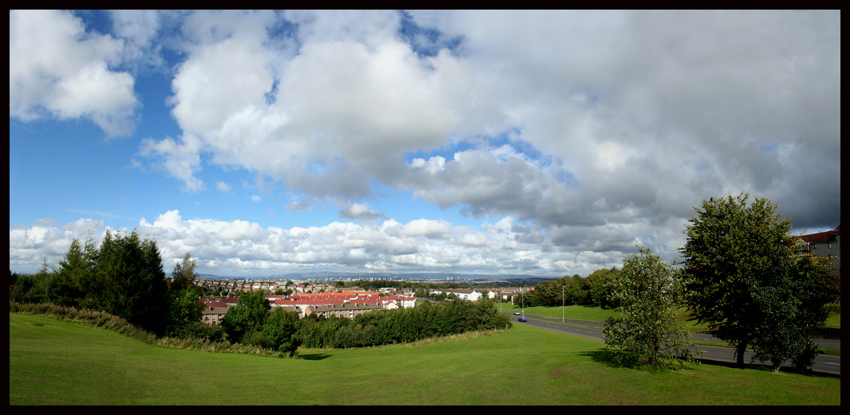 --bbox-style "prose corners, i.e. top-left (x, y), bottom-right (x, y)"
top-left (430, 288), bottom-right (489, 302)
top-left (201, 304), bottom-right (229, 325)
top-left (799, 225), bottom-right (840, 274)
top-left (302, 302), bottom-right (383, 319)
